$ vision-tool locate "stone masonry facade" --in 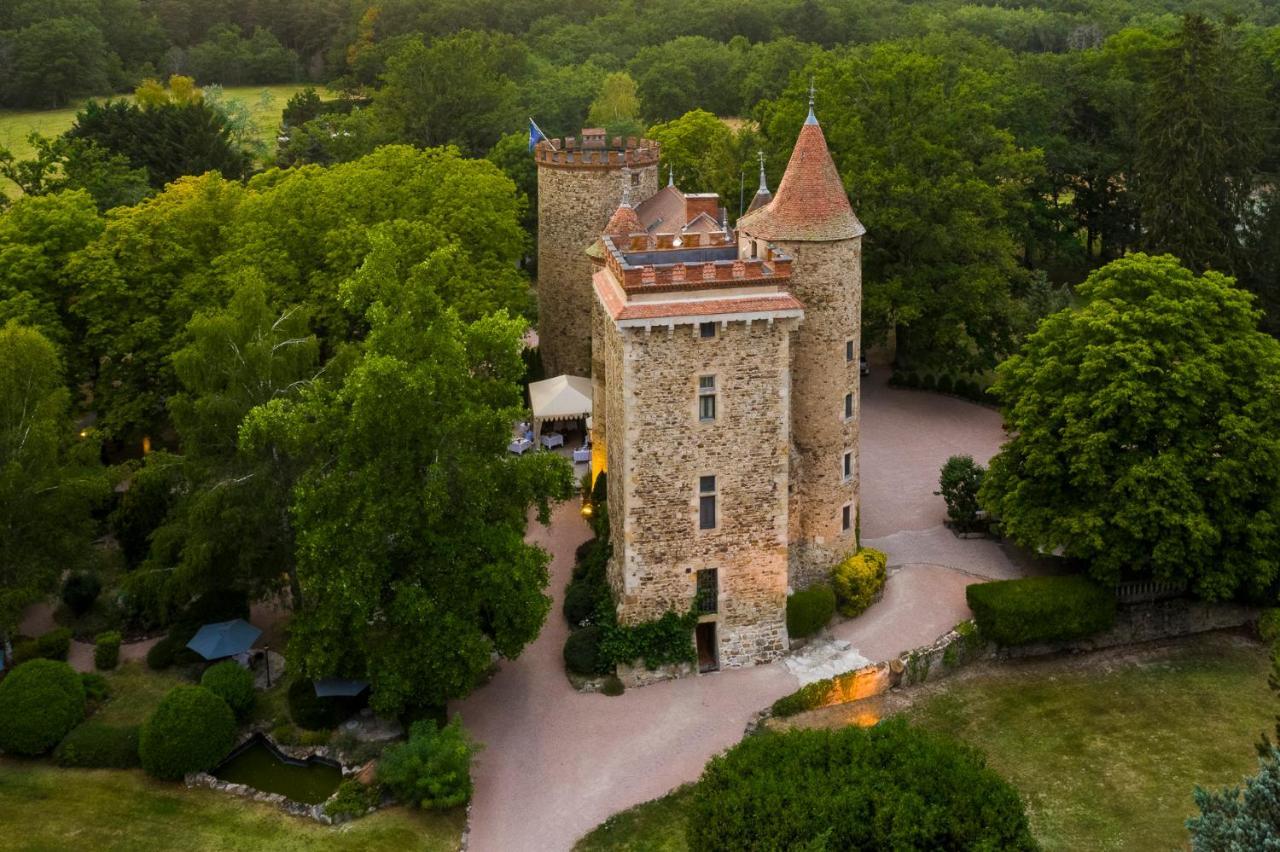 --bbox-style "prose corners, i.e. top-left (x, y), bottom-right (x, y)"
top-left (540, 115), bottom-right (863, 677)
top-left (535, 133), bottom-right (659, 377)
